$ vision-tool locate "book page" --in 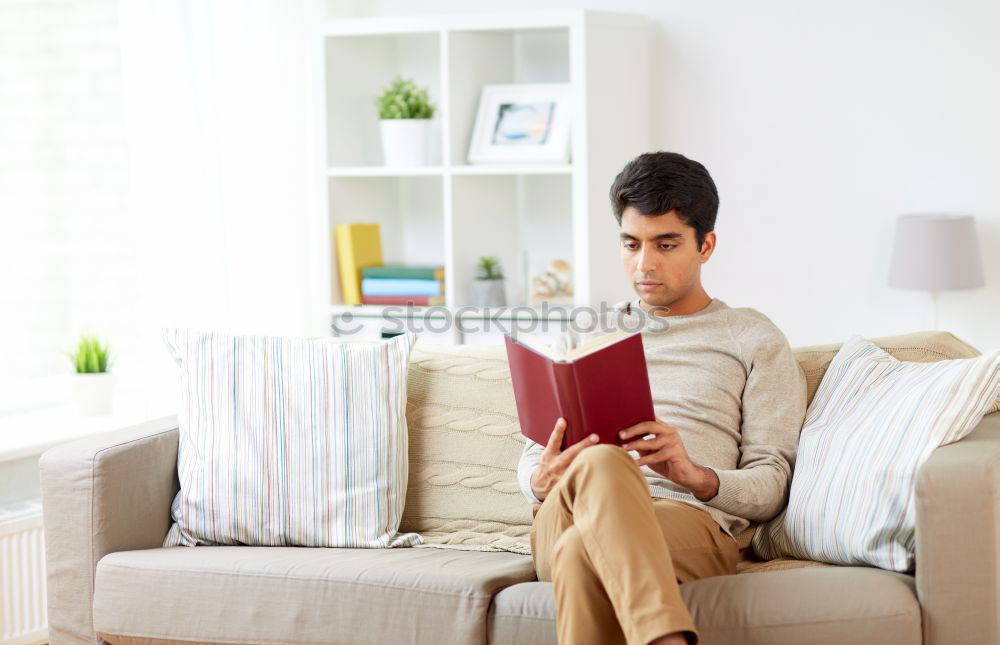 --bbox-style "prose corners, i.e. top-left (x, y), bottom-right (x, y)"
top-left (513, 332), bottom-right (563, 361)
top-left (563, 330), bottom-right (632, 361)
